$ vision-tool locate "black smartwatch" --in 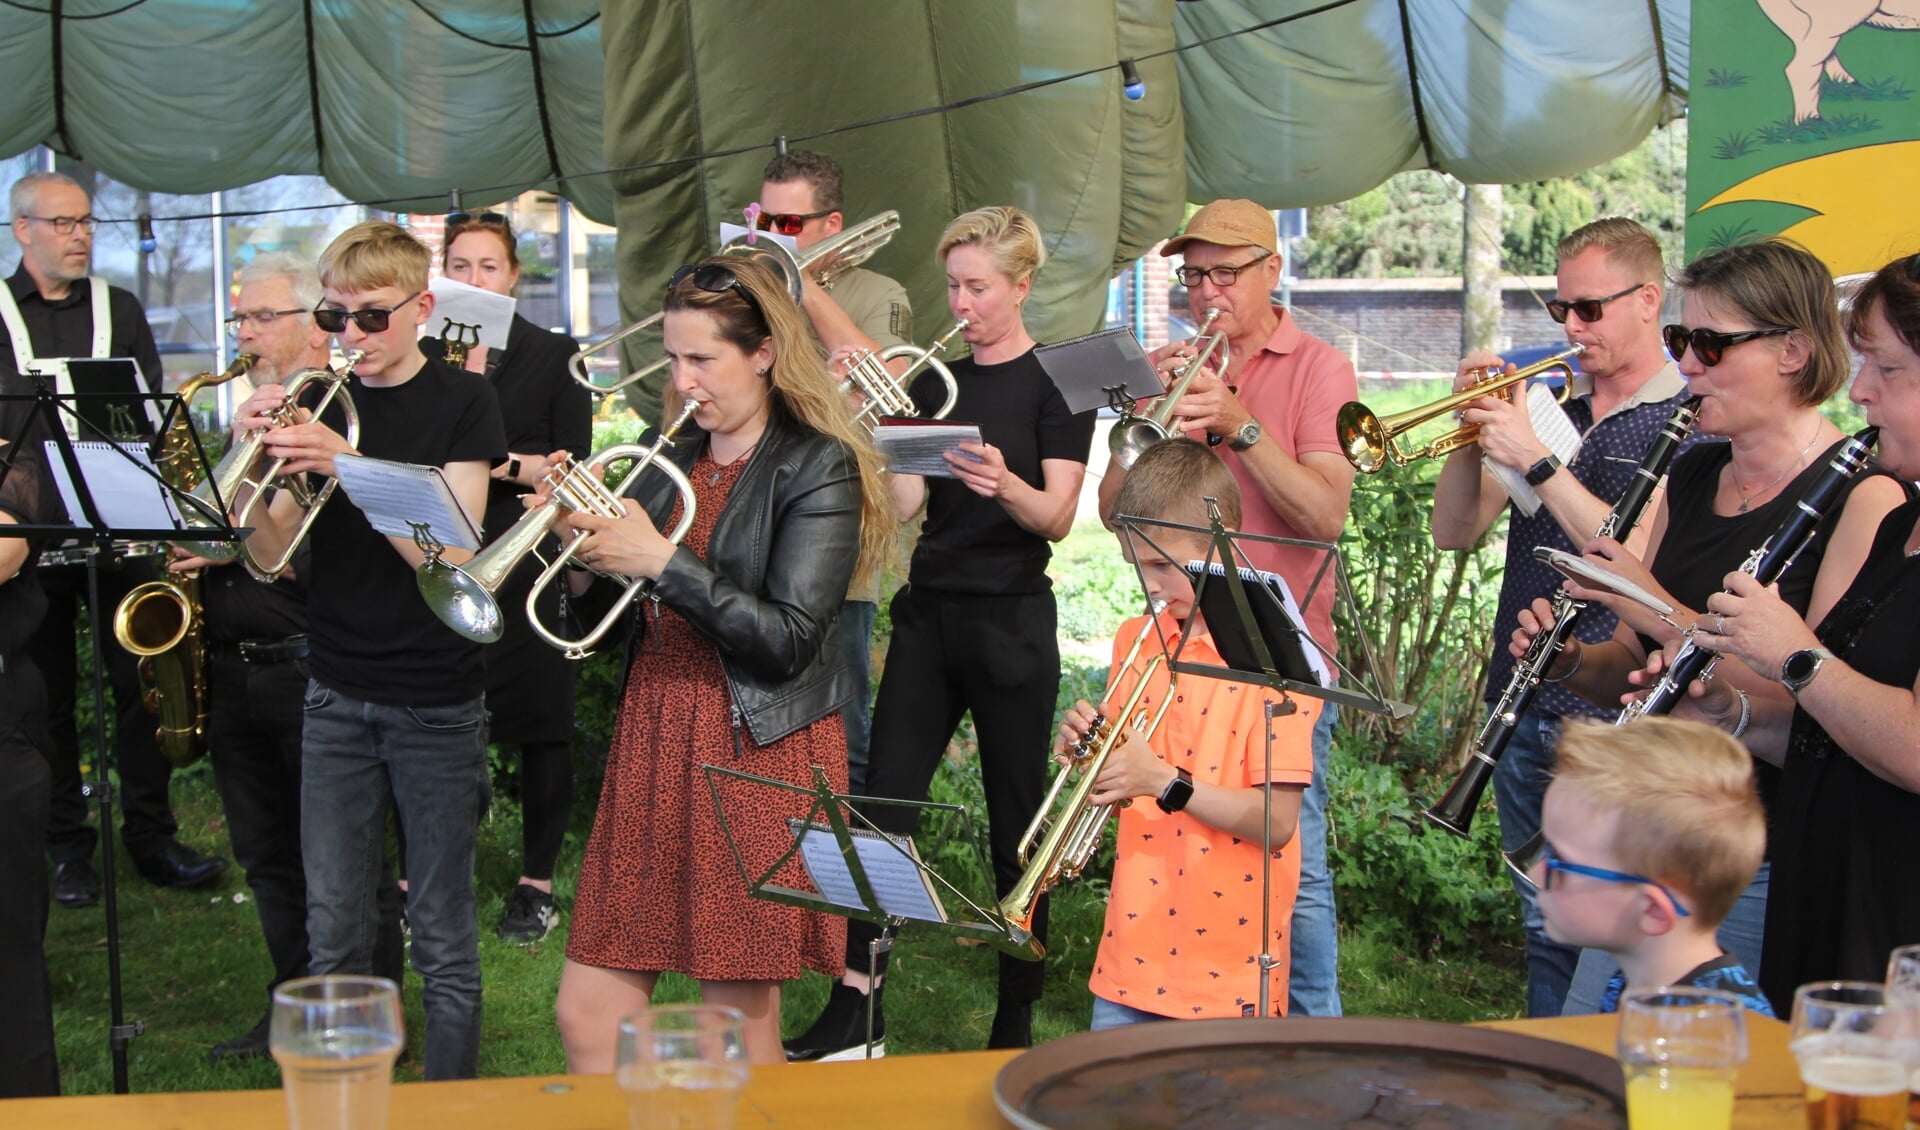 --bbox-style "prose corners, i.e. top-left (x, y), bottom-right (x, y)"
top-left (1524, 454), bottom-right (1563, 487)
top-left (1156, 767), bottom-right (1195, 814)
